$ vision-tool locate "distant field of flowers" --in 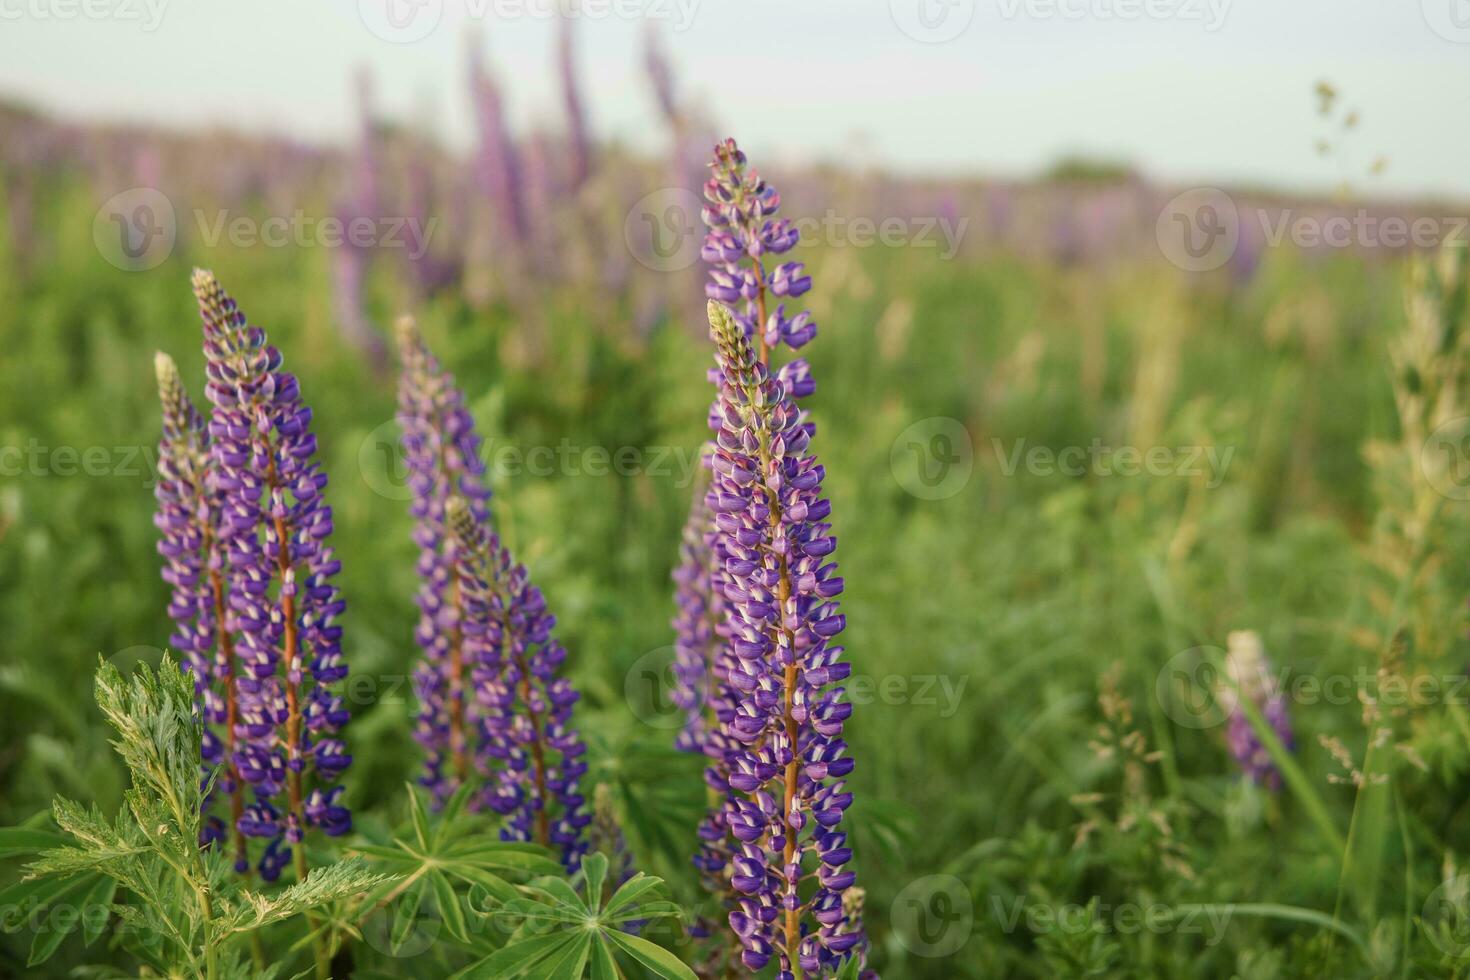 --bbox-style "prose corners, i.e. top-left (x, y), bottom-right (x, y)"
top-left (3, 28), bottom-right (1470, 980)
